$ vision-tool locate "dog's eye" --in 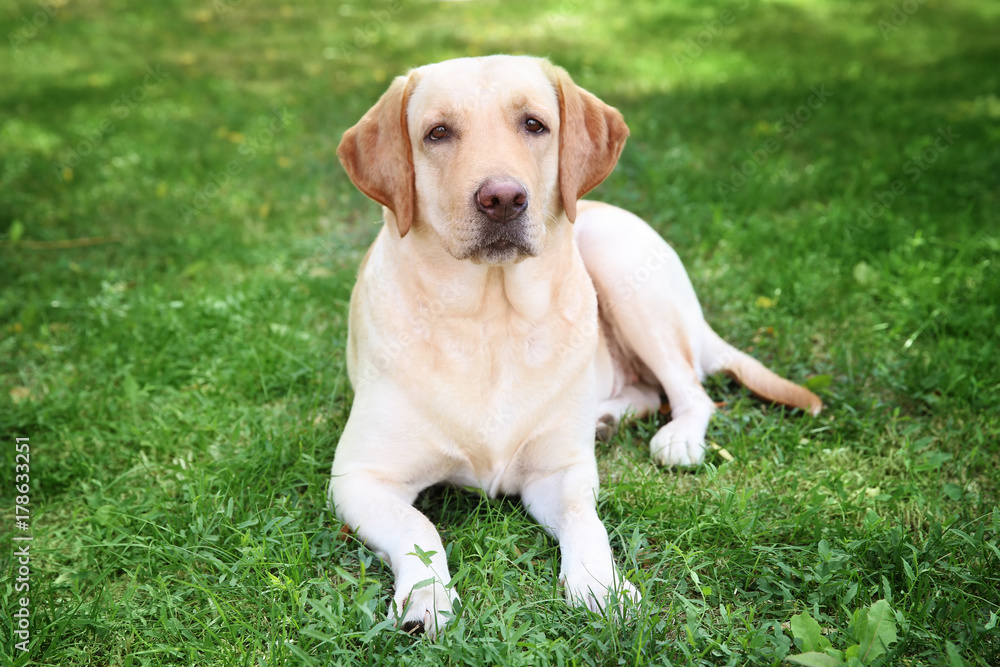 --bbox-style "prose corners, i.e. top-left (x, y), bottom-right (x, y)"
top-left (427, 125), bottom-right (449, 141)
top-left (525, 118), bottom-right (546, 133)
